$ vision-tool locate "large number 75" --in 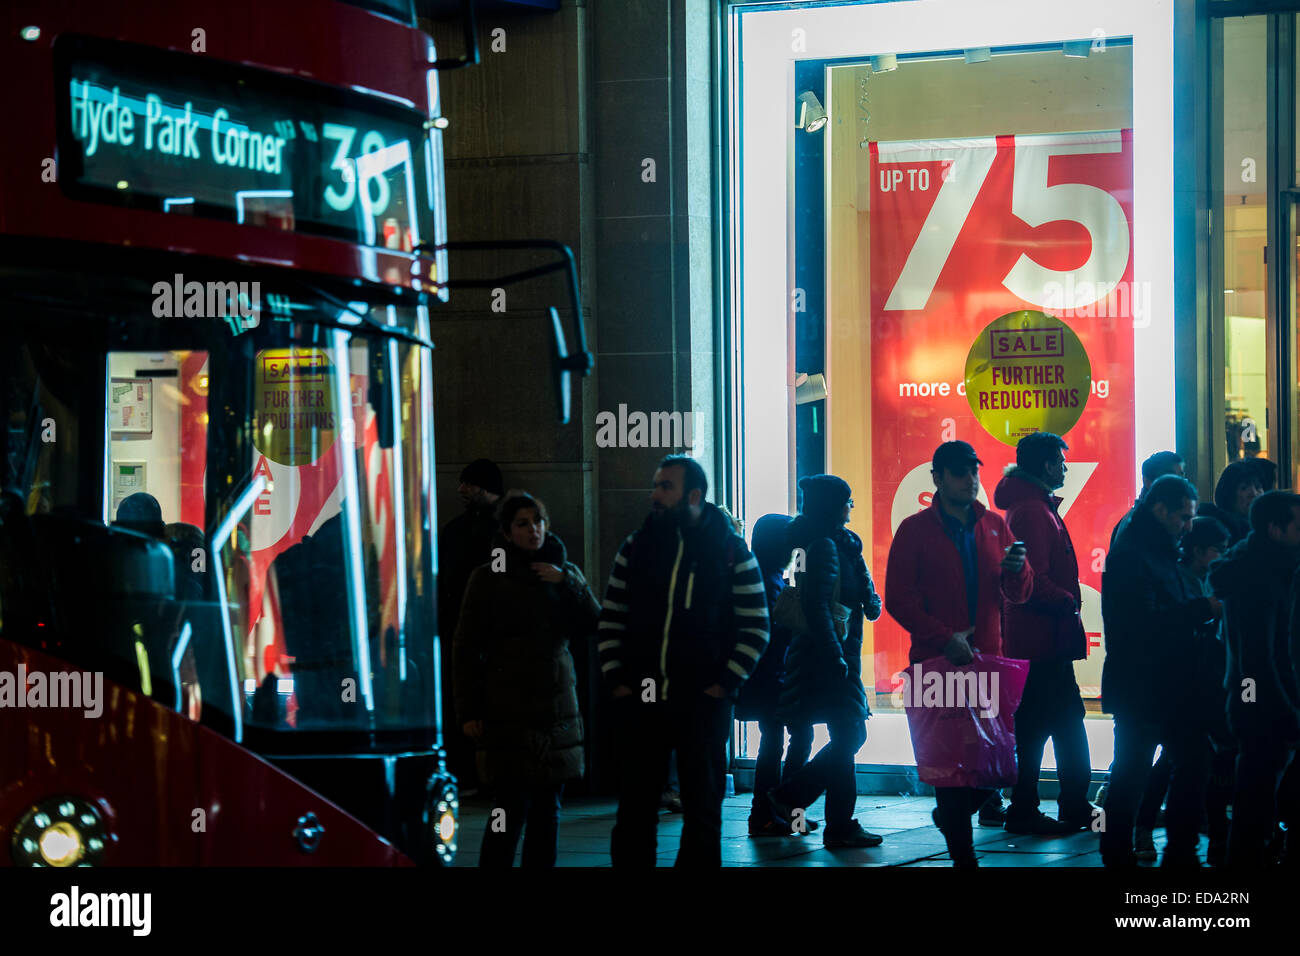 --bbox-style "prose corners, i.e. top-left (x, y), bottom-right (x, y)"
top-left (882, 132), bottom-right (1130, 313)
